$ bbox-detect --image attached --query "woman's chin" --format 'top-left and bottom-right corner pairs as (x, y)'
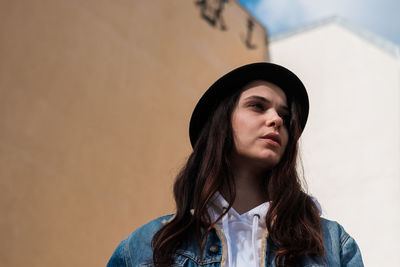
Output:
(257, 157), (280, 170)
(232, 150), (282, 170)
(243, 154), (281, 171)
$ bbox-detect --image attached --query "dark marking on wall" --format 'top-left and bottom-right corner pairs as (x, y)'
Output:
(244, 18), (257, 49)
(195, 0), (228, 31)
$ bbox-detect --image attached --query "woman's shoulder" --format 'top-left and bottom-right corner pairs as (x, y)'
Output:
(320, 217), (348, 237)
(128, 214), (174, 241)
(320, 217), (364, 266)
(107, 214), (174, 267)
(320, 217), (354, 245)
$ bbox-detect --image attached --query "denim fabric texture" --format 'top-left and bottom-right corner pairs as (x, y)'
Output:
(107, 215), (363, 267)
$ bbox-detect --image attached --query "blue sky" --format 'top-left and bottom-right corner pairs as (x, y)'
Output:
(238, 0), (400, 46)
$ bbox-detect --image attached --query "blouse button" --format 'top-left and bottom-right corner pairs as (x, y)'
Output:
(209, 245), (219, 253)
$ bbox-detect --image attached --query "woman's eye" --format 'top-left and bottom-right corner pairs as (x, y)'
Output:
(249, 103), (265, 111)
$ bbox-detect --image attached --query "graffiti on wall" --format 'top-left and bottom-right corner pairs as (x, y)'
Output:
(194, 0), (260, 50)
(244, 18), (257, 49)
(195, 0), (228, 31)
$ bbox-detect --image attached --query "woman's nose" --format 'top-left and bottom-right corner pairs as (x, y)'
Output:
(266, 111), (283, 129)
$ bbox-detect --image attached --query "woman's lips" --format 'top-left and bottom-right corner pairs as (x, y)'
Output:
(261, 133), (281, 147)
(263, 138), (280, 147)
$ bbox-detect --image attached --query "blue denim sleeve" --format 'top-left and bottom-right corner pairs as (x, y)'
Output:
(106, 215), (175, 267)
(107, 239), (128, 267)
(340, 232), (364, 267)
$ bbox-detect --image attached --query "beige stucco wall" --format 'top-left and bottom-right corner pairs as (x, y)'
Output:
(269, 21), (400, 266)
(0, 1), (267, 266)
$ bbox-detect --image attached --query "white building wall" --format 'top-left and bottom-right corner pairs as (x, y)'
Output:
(269, 20), (400, 266)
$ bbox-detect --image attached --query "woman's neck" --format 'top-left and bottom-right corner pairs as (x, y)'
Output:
(222, 163), (269, 214)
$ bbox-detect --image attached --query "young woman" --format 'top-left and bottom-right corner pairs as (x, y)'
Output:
(107, 63), (363, 267)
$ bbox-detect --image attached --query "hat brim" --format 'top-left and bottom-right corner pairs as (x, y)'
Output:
(189, 62), (309, 148)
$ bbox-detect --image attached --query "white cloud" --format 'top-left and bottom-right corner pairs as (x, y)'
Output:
(297, 0), (400, 44)
(298, 0), (369, 21)
(246, 0), (400, 44)
(253, 0), (309, 34)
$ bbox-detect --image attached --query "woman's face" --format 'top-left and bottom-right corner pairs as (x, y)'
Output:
(231, 80), (289, 170)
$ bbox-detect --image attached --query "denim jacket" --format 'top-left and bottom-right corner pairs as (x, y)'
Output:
(107, 215), (363, 267)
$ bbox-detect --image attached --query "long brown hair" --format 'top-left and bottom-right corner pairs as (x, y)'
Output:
(151, 84), (324, 266)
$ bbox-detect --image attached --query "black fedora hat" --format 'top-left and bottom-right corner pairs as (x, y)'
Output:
(189, 62), (309, 148)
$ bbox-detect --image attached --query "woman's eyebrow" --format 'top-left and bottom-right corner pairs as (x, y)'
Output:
(244, 95), (289, 112)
